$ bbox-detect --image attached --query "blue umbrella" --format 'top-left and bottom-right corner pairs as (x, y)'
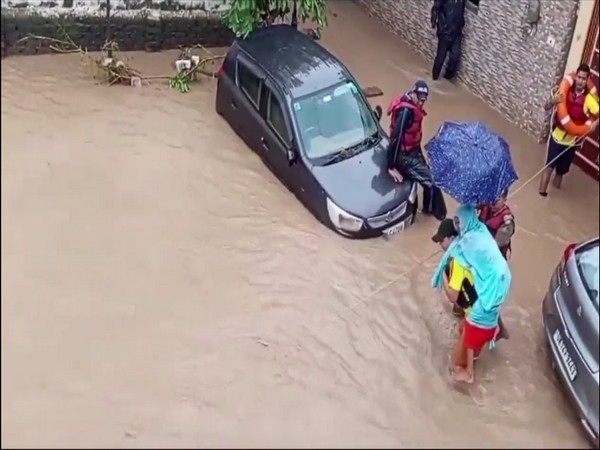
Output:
(425, 121), (519, 206)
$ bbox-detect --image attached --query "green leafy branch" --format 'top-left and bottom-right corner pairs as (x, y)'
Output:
(224, 0), (328, 38)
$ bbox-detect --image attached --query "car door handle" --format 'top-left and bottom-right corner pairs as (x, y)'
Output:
(231, 100), (237, 109)
(261, 137), (269, 152)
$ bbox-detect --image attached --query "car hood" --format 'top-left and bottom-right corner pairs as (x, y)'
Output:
(310, 141), (414, 218)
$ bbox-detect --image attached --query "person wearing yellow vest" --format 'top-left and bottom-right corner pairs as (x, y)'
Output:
(539, 63), (599, 197)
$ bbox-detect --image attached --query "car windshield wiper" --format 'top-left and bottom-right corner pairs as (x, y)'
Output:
(322, 133), (380, 166)
(347, 133), (380, 152)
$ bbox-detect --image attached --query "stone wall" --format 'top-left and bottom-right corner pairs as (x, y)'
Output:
(1, 0), (234, 56)
(354, 0), (580, 141)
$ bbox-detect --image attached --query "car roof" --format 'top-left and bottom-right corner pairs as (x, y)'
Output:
(237, 25), (349, 99)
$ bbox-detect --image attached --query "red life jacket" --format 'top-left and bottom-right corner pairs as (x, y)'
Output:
(556, 87), (588, 130)
(387, 96), (426, 151)
(479, 204), (511, 233)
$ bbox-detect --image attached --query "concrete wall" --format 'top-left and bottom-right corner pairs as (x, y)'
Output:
(1, 0), (233, 55)
(354, 0), (580, 141)
(1, 0), (230, 16)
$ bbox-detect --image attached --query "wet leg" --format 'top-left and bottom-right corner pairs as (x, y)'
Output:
(454, 348), (475, 384)
(451, 321), (467, 372)
(495, 316), (510, 341)
(552, 173), (563, 189)
(552, 147), (575, 190)
(538, 167), (552, 196)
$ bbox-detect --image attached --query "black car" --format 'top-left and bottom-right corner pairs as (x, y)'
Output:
(216, 25), (418, 238)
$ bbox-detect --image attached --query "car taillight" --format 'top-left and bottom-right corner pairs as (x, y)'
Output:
(563, 243), (578, 261)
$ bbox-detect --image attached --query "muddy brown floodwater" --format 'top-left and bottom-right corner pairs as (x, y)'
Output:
(1, 2), (599, 449)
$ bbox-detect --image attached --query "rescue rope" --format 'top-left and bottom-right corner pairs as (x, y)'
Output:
(357, 88), (590, 307)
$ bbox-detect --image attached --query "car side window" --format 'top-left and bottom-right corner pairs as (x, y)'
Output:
(237, 60), (261, 107)
(267, 91), (290, 144)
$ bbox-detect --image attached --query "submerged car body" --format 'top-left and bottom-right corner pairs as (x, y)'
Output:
(215, 25), (417, 238)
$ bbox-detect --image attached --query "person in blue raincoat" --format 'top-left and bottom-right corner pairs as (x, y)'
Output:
(432, 205), (512, 384)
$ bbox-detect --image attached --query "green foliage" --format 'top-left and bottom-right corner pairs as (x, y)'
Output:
(224, 0), (328, 38)
(170, 74), (190, 93)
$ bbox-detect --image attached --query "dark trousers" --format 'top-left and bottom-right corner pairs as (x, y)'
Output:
(432, 33), (462, 80)
(546, 136), (578, 176)
(396, 148), (447, 221)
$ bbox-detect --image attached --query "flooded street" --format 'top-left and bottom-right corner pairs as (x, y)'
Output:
(1, 2), (599, 448)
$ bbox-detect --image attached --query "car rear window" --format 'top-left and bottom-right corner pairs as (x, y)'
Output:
(576, 243), (599, 309)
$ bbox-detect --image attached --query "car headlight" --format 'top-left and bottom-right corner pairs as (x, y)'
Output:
(326, 198), (364, 232)
(408, 182), (418, 204)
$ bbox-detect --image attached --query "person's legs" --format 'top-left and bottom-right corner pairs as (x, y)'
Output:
(455, 321), (497, 384)
(422, 185), (433, 214)
(451, 320), (468, 370)
(539, 138), (567, 196)
(453, 349), (476, 384)
(432, 36), (450, 80)
(397, 149), (438, 216)
(443, 34), (462, 80)
(430, 186), (447, 220)
(496, 315), (510, 341)
(552, 147), (577, 189)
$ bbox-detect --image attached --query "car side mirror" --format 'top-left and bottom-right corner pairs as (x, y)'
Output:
(374, 105), (382, 122)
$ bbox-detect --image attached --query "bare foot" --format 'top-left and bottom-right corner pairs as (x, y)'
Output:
(453, 367), (474, 384)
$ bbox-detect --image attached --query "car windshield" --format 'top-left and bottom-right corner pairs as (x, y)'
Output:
(292, 81), (378, 163)
(576, 243), (599, 309)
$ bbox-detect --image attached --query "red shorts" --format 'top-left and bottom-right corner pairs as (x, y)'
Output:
(464, 320), (499, 352)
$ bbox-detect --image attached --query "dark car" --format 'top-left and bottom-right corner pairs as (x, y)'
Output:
(215, 25), (417, 238)
(542, 238), (599, 447)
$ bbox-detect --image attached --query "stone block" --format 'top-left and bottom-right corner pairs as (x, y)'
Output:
(2, 9), (233, 55)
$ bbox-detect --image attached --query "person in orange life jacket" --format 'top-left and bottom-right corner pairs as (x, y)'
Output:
(430, 0), (466, 81)
(539, 63), (599, 197)
(386, 80), (448, 221)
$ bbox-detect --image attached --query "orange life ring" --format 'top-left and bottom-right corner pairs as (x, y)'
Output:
(556, 72), (598, 137)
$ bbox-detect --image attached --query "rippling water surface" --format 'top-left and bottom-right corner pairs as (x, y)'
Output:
(2, 2), (599, 448)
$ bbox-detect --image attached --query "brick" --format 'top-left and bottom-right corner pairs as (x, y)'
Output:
(354, 0), (579, 142)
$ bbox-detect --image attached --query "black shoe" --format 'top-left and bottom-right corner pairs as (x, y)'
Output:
(443, 73), (456, 82)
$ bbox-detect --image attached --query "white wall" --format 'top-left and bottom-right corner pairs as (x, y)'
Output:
(564, 0), (595, 75)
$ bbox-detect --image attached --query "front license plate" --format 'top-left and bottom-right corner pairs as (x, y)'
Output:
(552, 329), (578, 381)
(383, 221), (405, 237)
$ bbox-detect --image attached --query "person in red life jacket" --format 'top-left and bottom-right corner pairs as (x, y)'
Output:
(538, 63), (599, 197)
(478, 190), (515, 260)
(386, 80), (447, 221)
(478, 190), (514, 341)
